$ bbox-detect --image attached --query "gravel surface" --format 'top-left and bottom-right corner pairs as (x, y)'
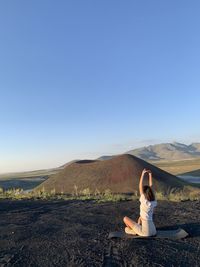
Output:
(0, 199), (200, 267)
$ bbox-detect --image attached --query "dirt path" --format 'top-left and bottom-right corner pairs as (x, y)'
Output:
(0, 199), (200, 267)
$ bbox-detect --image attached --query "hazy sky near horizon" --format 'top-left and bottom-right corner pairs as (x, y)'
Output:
(0, 1), (200, 173)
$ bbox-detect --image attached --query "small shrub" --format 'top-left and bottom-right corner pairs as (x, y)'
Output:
(79, 188), (92, 199)
(155, 191), (167, 200)
(104, 189), (112, 197)
(82, 188), (90, 196)
(73, 184), (79, 196)
(50, 188), (56, 196)
(131, 194), (138, 201)
(94, 188), (101, 196)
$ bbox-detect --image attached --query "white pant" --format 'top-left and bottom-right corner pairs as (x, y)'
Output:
(125, 220), (156, 237)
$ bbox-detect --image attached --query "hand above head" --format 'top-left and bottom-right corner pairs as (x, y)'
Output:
(142, 169), (148, 175)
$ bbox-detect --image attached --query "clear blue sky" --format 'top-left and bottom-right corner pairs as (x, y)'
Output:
(0, 1), (200, 173)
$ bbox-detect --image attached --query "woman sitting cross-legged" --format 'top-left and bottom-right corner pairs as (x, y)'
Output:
(123, 169), (157, 237)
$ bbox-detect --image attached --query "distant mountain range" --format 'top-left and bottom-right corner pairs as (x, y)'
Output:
(1, 142), (200, 180)
(98, 142), (200, 162)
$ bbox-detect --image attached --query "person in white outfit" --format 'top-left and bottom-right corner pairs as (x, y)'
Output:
(123, 169), (157, 236)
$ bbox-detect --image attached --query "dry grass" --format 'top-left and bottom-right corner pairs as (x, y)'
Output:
(0, 187), (133, 202)
(155, 186), (200, 202)
(0, 186), (199, 202)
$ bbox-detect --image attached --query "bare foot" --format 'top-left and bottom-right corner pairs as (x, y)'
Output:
(125, 227), (136, 235)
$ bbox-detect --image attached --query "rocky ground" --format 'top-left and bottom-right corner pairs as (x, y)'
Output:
(0, 199), (200, 267)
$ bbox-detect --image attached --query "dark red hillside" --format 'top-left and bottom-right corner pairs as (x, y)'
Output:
(36, 154), (185, 194)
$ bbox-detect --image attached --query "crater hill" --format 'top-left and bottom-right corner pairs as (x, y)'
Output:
(35, 154), (187, 195)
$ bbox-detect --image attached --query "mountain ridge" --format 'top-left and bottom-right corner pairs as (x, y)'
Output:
(98, 142), (200, 162)
(127, 142), (200, 161)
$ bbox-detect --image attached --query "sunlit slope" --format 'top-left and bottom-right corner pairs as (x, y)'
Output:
(151, 158), (200, 175)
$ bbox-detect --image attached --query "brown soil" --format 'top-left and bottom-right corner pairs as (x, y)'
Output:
(0, 199), (200, 267)
(36, 154), (185, 194)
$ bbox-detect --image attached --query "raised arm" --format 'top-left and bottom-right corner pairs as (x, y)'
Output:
(139, 169), (147, 195)
(148, 170), (153, 187)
